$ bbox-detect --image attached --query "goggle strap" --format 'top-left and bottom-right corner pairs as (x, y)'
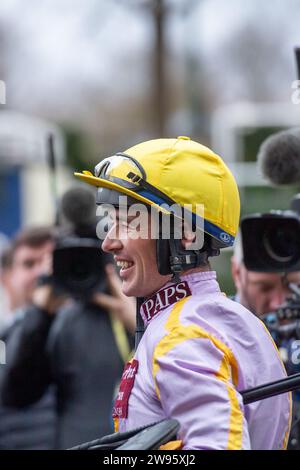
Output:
(126, 172), (176, 207)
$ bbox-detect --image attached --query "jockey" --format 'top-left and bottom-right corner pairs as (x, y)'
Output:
(75, 136), (291, 450)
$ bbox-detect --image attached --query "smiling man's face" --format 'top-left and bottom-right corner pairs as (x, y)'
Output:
(102, 209), (171, 297)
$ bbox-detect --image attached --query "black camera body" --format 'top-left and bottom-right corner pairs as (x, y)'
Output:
(52, 236), (108, 299)
(241, 200), (300, 341)
(241, 209), (300, 273)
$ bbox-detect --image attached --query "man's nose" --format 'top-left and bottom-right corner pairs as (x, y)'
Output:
(28, 263), (45, 284)
(102, 228), (123, 253)
(269, 290), (286, 311)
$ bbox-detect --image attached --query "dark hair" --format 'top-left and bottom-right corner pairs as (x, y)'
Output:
(12, 226), (55, 255)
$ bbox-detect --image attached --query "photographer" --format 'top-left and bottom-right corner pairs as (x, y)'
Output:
(229, 127), (300, 450)
(232, 218), (300, 449)
(0, 227), (57, 450)
(0, 191), (135, 448)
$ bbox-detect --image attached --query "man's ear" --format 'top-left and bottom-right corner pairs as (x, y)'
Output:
(0, 272), (7, 288)
(1, 269), (13, 290)
(231, 256), (242, 290)
(181, 226), (196, 250)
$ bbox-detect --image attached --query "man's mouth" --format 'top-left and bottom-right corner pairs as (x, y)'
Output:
(115, 259), (134, 270)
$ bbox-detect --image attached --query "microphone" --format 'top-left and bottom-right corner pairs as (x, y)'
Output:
(59, 186), (97, 237)
(257, 128), (300, 185)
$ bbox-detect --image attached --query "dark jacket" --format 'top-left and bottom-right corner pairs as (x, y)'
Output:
(0, 311), (56, 449)
(1, 303), (131, 449)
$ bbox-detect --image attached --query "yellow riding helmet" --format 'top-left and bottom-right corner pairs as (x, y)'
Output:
(75, 136), (240, 247)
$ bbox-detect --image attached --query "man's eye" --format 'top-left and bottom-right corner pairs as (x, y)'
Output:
(119, 221), (130, 231)
(103, 221), (113, 233)
(260, 286), (272, 293)
(23, 260), (35, 269)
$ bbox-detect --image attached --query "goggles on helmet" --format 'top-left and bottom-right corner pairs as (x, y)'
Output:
(94, 152), (176, 208)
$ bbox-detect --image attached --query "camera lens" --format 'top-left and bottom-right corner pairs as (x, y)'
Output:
(263, 223), (300, 263)
(53, 240), (106, 296)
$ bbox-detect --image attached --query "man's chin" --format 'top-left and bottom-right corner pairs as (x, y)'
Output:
(121, 282), (137, 298)
(122, 281), (150, 298)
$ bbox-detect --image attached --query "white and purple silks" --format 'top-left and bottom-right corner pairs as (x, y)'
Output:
(113, 271), (291, 450)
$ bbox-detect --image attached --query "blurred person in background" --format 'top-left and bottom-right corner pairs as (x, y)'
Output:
(0, 227), (57, 450)
(0, 247), (15, 330)
(0, 229), (54, 319)
(0, 190), (136, 449)
(231, 234), (300, 449)
(0, 234), (11, 329)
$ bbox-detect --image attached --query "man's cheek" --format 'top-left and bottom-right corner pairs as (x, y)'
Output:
(12, 273), (22, 289)
(246, 287), (257, 303)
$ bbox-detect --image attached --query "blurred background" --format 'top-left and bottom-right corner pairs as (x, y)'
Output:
(1, 0), (300, 297)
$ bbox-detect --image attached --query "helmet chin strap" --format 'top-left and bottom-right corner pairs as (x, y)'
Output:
(156, 215), (220, 282)
(168, 237), (214, 283)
